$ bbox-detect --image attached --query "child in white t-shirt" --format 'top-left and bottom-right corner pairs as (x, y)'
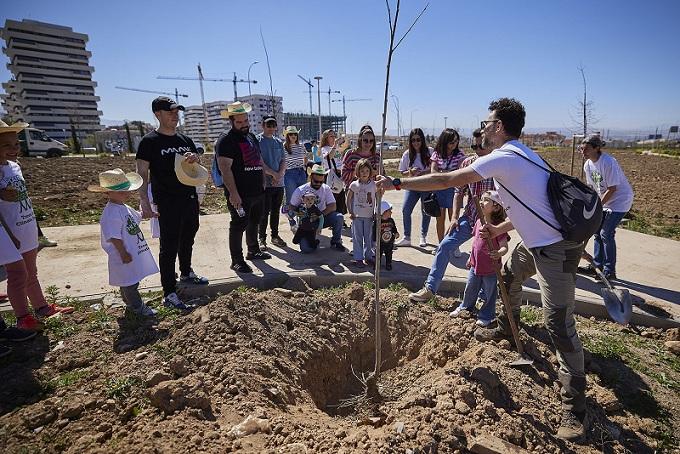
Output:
(346, 158), (377, 267)
(89, 169), (159, 316)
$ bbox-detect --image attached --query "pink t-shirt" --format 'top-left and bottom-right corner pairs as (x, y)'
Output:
(469, 219), (510, 276)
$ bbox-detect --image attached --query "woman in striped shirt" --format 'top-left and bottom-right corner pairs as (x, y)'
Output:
(282, 126), (308, 206)
(341, 125), (383, 188)
(431, 128), (466, 242)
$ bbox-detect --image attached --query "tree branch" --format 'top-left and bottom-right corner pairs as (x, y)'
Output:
(393, 3), (429, 51)
(385, 0), (393, 35)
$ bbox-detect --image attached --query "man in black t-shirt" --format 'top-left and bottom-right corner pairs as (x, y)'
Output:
(136, 96), (208, 309)
(215, 101), (271, 273)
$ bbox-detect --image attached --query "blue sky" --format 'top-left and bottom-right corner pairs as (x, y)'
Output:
(2, 0), (679, 137)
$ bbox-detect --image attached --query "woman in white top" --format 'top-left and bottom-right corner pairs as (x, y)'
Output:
(579, 134), (634, 280)
(396, 128), (432, 247)
(319, 129), (348, 214)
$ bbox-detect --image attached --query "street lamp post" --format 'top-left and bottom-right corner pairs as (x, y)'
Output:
(444, 116), (448, 129)
(247, 61), (259, 96)
(314, 76), (323, 141)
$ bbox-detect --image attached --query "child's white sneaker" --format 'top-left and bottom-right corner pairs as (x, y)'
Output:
(449, 306), (467, 317)
(419, 236), (428, 247)
(476, 319), (492, 327)
(396, 237), (411, 247)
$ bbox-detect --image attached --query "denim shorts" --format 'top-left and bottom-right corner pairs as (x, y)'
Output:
(435, 187), (456, 209)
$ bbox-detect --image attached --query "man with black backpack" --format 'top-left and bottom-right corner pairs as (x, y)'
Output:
(377, 98), (592, 443)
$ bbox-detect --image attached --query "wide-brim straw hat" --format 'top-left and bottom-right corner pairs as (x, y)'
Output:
(87, 168), (143, 192)
(0, 120), (29, 134)
(283, 126), (301, 136)
(175, 153), (209, 187)
(310, 164), (329, 176)
(220, 101), (253, 118)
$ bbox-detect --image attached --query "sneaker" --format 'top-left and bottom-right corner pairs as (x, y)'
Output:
(476, 319), (492, 327)
(0, 345), (11, 359)
(16, 314), (43, 332)
(38, 236), (58, 248)
(453, 247), (462, 258)
(271, 236), (287, 248)
(0, 326), (37, 342)
(258, 238), (268, 251)
(37, 303), (75, 319)
(135, 304), (158, 317)
(556, 410), (586, 442)
(577, 264), (599, 276)
(396, 237), (411, 247)
(431, 249), (438, 255)
(351, 260), (365, 268)
(246, 251), (271, 260)
(162, 293), (189, 311)
(449, 305), (469, 317)
(331, 242), (346, 252)
(419, 237), (428, 247)
(409, 287), (434, 302)
(474, 325), (510, 342)
(179, 271), (209, 285)
(230, 261), (253, 273)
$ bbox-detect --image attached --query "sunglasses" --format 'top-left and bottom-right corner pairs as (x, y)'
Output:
(411, 138), (422, 142)
(362, 138), (375, 143)
(471, 144), (483, 150)
(480, 119), (500, 129)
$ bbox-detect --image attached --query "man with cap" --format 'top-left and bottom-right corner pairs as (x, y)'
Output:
(288, 165), (346, 253)
(215, 102), (271, 273)
(257, 115), (287, 250)
(136, 96), (208, 310)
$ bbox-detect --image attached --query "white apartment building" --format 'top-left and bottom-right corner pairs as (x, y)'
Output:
(0, 19), (103, 141)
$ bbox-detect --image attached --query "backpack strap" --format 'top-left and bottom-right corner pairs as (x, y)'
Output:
(495, 179), (563, 234)
(504, 145), (556, 173)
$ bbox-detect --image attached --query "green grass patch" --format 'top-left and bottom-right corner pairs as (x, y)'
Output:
(582, 333), (631, 361)
(87, 308), (114, 332)
(519, 305), (541, 325)
(43, 316), (77, 339)
(105, 376), (141, 399)
(50, 369), (88, 388)
(386, 282), (407, 292)
(151, 343), (178, 360)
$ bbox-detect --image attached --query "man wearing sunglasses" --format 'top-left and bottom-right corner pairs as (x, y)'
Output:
(288, 164), (346, 253)
(378, 98), (588, 442)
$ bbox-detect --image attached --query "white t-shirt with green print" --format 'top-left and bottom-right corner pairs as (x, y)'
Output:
(583, 152), (633, 213)
(100, 202), (159, 287)
(0, 161), (38, 254)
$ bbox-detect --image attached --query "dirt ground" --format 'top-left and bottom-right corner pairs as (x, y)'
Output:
(0, 282), (678, 453)
(16, 148), (680, 240)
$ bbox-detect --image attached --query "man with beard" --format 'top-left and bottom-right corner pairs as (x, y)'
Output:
(216, 102), (271, 273)
(377, 98), (588, 443)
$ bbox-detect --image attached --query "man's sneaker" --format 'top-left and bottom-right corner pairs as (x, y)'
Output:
(556, 410), (586, 442)
(449, 305), (471, 317)
(179, 271), (209, 285)
(409, 287), (434, 302)
(474, 325), (510, 342)
(230, 261), (253, 273)
(37, 303), (75, 319)
(476, 319), (492, 327)
(258, 238), (268, 251)
(331, 242), (346, 252)
(0, 326), (37, 342)
(16, 314), (43, 332)
(162, 293), (189, 311)
(419, 237), (428, 247)
(38, 236), (58, 248)
(136, 304), (158, 317)
(246, 251), (271, 260)
(396, 237), (411, 247)
(577, 264), (599, 276)
(0, 345), (11, 359)
(271, 236), (287, 248)
(453, 247), (462, 258)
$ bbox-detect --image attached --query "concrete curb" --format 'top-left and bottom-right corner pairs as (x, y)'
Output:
(12, 270), (676, 329)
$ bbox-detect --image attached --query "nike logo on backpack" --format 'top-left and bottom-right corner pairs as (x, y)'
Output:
(583, 202), (597, 219)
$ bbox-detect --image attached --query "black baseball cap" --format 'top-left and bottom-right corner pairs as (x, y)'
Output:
(262, 115), (277, 125)
(152, 96), (185, 112)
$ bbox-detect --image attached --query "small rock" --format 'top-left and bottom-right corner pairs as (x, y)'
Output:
(281, 277), (312, 293)
(471, 367), (501, 389)
(469, 433), (529, 453)
(55, 419), (69, 429)
(146, 370), (172, 387)
(61, 402), (84, 419)
(273, 288), (293, 297)
(135, 351), (148, 361)
(169, 357), (189, 377)
(228, 385), (239, 395)
(394, 421), (405, 434)
(347, 286), (365, 301)
(228, 414), (271, 437)
(666, 328), (680, 342)
(641, 330), (655, 339)
(24, 406), (57, 429)
(33, 426), (44, 433)
(192, 306), (210, 324)
(51, 341), (65, 352)
(335, 428), (347, 438)
(455, 401), (471, 415)
(665, 341), (680, 356)
(102, 294), (126, 309)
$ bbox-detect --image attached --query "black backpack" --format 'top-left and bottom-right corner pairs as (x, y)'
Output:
(497, 149), (603, 244)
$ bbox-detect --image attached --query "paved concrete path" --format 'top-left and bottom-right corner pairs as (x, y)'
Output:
(2, 191), (679, 323)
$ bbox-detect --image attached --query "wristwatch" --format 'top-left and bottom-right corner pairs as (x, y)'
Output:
(392, 177), (402, 190)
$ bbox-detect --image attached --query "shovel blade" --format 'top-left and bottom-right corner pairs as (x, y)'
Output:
(602, 287), (633, 325)
(509, 355), (534, 367)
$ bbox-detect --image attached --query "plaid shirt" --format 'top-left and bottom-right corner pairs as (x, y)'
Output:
(460, 155), (495, 222)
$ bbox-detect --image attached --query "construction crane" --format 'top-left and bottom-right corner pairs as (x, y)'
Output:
(114, 86), (188, 104)
(327, 86), (341, 116)
(297, 75), (314, 116)
(332, 96), (372, 131)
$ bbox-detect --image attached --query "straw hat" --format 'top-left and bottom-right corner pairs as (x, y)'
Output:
(87, 168), (143, 192)
(283, 126), (301, 136)
(174, 153), (209, 187)
(0, 119), (29, 134)
(309, 164), (329, 176)
(380, 200), (393, 215)
(220, 101), (252, 118)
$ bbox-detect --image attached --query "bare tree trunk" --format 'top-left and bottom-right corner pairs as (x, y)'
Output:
(579, 66), (587, 136)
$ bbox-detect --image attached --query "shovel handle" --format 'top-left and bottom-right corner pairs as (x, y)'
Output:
(472, 196), (525, 357)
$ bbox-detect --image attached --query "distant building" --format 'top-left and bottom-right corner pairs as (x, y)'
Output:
(182, 94), (284, 144)
(282, 112), (346, 142)
(521, 131), (566, 147)
(0, 19), (103, 141)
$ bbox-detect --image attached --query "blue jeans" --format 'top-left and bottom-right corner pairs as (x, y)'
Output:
(434, 187), (456, 209)
(592, 210), (626, 274)
(458, 267), (498, 324)
(299, 211), (344, 253)
(425, 215), (473, 293)
(352, 217), (374, 260)
(402, 190), (431, 238)
(284, 167), (308, 206)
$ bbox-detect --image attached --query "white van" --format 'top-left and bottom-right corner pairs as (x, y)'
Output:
(18, 128), (69, 157)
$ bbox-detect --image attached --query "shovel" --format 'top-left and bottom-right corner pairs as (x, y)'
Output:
(473, 197), (534, 367)
(584, 257), (633, 325)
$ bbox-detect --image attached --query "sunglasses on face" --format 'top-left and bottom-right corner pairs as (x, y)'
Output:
(480, 119), (500, 129)
(362, 138), (375, 143)
(411, 138), (422, 142)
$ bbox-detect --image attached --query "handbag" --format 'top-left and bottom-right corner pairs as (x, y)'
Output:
(326, 156), (345, 194)
(422, 192), (441, 217)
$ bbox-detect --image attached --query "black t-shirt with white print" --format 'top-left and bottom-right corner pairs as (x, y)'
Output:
(215, 129), (264, 197)
(136, 130), (197, 202)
